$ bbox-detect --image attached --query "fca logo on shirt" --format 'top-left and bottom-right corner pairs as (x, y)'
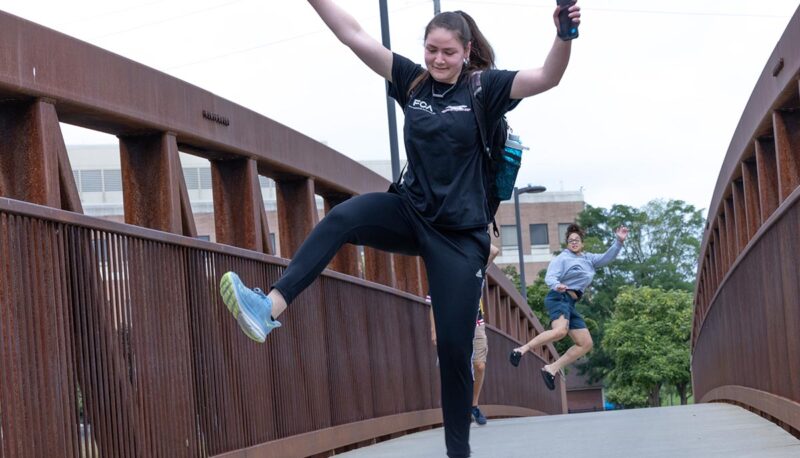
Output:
(410, 99), (435, 115)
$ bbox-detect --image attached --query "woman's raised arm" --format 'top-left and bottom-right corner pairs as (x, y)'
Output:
(509, 2), (580, 99)
(308, 0), (394, 81)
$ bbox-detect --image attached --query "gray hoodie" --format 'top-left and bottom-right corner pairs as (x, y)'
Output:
(544, 239), (623, 292)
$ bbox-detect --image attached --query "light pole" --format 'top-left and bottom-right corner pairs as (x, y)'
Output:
(378, 1), (401, 181)
(514, 185), (546, 299)
(434, 0), (440, 14)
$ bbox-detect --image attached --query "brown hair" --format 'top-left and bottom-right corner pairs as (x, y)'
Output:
(408, 10), (496, 96)
(565, 224), (585, 244)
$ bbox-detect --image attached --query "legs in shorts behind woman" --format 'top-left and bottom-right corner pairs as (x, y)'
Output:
(509, 290), (593, 390)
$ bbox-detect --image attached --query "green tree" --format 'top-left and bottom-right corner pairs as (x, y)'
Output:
(603, 286), (693, 407)
(579, 199), (703, 293)
(574, 199), (703, 384)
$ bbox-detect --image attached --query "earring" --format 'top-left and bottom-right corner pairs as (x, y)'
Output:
(463, 57), (470, 65)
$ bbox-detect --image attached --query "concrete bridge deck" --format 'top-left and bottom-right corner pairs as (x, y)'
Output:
(340, 404), (800, 457)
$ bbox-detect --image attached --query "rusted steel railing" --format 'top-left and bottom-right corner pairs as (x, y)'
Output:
(692, 5), (800, 438)
(0, 9), (562, 458)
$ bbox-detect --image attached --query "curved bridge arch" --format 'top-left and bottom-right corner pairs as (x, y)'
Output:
(692, 5), (800, 438)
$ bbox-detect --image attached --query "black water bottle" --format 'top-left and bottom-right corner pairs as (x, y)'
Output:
(556, 0), (579, 41)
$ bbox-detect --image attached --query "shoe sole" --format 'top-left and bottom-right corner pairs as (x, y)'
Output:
(540, 369), (556, 390)
(220, 272), (266, 343)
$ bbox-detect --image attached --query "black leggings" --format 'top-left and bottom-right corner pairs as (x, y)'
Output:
(273, 192), (489, 457)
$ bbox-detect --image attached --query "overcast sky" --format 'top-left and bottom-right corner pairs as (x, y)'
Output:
(2, 0), (797, 211)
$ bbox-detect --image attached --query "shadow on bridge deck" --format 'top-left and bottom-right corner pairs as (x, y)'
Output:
(339, 403), (800, 457)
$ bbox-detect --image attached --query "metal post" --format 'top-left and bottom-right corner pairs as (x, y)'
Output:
(513, 184), (546, 301)
(434, 0), (441, 15)
(514, 188), (527, 299)
(379, 0), (401, 182)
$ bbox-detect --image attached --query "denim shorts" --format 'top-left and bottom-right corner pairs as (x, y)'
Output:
(544, 290), (587, 330)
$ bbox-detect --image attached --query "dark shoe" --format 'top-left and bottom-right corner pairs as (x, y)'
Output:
(540, 368), (556, 390)
(471, 406), (487, 426)
(509, 350), (522, 367)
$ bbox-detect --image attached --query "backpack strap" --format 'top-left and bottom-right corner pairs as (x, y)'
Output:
(469, 71), (492, 160)
(469, 71), (501, 238)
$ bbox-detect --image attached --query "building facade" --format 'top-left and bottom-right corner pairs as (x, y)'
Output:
(492, 192), (585, 281)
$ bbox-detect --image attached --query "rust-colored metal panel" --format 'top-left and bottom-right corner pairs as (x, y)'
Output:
(717, 215), (729, 270)
(258, 201), (273, 254)
(732, 180), (747, 252)
(0, 100), (61, 208)
(394, 254), (422, 296)
(741, 160), (762, 239)
(755, 137), (780, 223)
(724, 198), (737, 262)
(211, 157), (267, 252)
(275, 177), (319, 258)
(120, 132), (188, 235)
(773, 110), (800, 202)
(364, 247), (395, 288)
(55, 130), (84, 214)
(177, 157), (199, 238)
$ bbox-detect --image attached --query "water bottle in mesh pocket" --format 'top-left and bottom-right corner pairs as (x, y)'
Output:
(494, 133), (527, 201)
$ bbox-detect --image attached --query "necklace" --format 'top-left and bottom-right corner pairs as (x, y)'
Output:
(431, 80), (456, 98)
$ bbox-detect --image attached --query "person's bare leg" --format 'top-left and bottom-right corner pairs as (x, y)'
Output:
(267, 289), (288, 318)
(513, 316), (569, 356)
(546, 328), (593, 374)
(472, 360), (486, 406)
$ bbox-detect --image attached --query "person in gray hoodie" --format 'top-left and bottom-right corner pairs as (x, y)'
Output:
(509, 223), (628, 390)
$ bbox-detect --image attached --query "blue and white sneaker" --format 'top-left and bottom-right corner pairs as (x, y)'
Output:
(219, 272), (281, 343)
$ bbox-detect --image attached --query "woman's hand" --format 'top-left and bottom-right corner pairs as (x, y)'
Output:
(555, 284), (568, 292)
(616, 226), (629, 243)
(553, 1), (581, 32)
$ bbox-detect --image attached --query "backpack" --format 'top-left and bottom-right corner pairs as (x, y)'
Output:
(468, 71), (524, 237)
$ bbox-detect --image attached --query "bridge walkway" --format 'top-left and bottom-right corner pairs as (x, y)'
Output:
(339, 403), (800, 457)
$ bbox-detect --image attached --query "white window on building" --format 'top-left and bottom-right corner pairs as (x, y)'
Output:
(183, 167), (199, 190)
(104, 169), (122, 192)
(529, 223), (550, 260)
(198, 168), (212, 190)
(258, 176), (276, 188)
(80, 169), (102, 192)
(530, 224), (548, 246)
(500, 225), (518, 255)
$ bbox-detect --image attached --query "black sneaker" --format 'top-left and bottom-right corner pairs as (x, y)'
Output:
(509, 350), (522, 367)
(471, 406), (487, 426)
(540, 368), (556, 390)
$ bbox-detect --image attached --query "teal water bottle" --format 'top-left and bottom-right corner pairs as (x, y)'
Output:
(495, 133), (529, 200)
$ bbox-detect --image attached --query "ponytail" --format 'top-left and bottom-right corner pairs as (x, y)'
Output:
(453, 10), (495, 72)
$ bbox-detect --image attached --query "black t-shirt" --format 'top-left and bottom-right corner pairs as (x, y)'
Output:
(387, 53), (519, 230)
